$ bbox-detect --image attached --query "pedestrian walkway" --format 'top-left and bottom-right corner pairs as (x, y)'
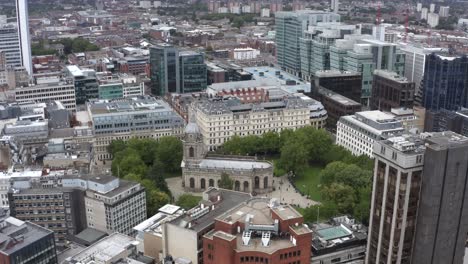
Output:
(166, 175), (319, 208)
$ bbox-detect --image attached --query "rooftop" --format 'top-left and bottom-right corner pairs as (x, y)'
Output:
(374, 70), (411, 83)
(63, 233), (139, 263)
(87, 96), (175, 116)
(170, 189), (251, 233)
(198, 158), (272, 171)
(0, 217), (54, 256)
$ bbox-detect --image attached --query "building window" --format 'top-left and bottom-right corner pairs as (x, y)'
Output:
(392, 152), (397, 160)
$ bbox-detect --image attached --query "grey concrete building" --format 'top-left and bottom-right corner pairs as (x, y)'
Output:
(411, 133), (468, 264)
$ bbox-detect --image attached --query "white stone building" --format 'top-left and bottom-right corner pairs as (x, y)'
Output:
(336, 111), (404, 157)
(192, 97), (311, 151)
(14, 78), (77, 110)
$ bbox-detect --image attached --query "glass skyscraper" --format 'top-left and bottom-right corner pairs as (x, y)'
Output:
(150, 44), (180, 96)
(422, 54), (468, 111)
(179, 51), (207, 93)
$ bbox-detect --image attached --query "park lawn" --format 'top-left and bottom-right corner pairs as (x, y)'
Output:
(293, 165), (324, 202)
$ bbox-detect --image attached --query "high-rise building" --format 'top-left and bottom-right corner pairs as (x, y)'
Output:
(65, 65), (99, 104)
(367, 132), (468, 264)
(429, 3), (435, 13)
(15, 0), (32, 75)
(0, 24), (22, 69)
(400, 45), (444, 104)
(150, 44), (180, 96)
(371, 70), (415, 112)
(421, 7), (429, 20)
(421, 54), (468, 111)
(366, 134), (426, 264)
(417, 3), (422, 12)
(179, 51), (207, 93)
(411, 134), (468, 264)
(439, 6), (450, 17)
(427, 13), (439, 28)
(331, 0), (339, 13)
(275, 11), (340, 77)
(0, 217), (58, 264)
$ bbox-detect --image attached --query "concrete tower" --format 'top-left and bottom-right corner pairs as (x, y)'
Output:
(15, 0), (32, 75)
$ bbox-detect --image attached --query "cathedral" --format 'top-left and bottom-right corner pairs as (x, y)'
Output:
(181, 120), (273, 194)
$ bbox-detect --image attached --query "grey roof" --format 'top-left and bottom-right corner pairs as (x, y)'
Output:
(74, 228), (108, 245)
(170, 189), (251, 232)
(185, 122), (200, 134)
(199, 159), (272, 170)
(0, 217), (54, 255)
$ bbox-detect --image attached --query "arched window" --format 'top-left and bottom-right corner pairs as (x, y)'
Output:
(243, 181), (249, 192)
(264, 177), (268, 189)
(189, 147), (194, 158)
(235, 181), (241, 191)
(209, 179), (214, 187)
(189, 178), (195, 189)
(254, 177), (260, 189)
(201, 178), (206, 189)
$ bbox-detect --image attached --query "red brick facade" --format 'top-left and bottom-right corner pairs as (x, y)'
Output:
(203, 206), (312, 264)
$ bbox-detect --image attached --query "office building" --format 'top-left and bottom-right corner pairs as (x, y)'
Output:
(133, 204), (185, 263)
(62, 233), (153, 264)
(427, 13), (439, 28)
(182, 120), (273, 193)
(312, 70), (362, 102)
(311, 216), (367, 264)
(8, 187), (87, 245)
(86, 96), (184, 160)
(421, 54), (468, 111)
(3, 120), (49, 144)
(417, 3), (422, 12)
(367, 131), (468, 264)
(96, 73), (145, 100)
(371, 70), (415, 112)
(14, 78), (77, 110)
(0, 24), (22, 69)
(300, 23), (361, 80)
(203, 198), (312, 264)
(0, 217), (57, 264)
(179, 51), (207, 93)
(331, 0), (339, 13)
(77, 175), (147, 236)
(424, 109), (468, 136)
(366, 134), (426, 264)
(400, 45), (444, 104)
(421, 7), (428, 20)
(15, 0), (32, 75)
(150, 44), (179, 96)
(192, 96), (311, 151)
(275, 11), (340, 77)
(312, 86), (362, 132)
(65, 65), (99, 105)
(411, 133), (468, 264)
(162, 188), (251, 264)
(439, 6), (449, 17)
(336, 111), (404, 157)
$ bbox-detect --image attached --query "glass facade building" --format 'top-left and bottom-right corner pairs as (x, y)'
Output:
(150, 44), (180, 96)
(98, 83), (124, 99)
(0, 24), (22, 68)
(422, 54), (468, 111)
(179, 51), (207, 93)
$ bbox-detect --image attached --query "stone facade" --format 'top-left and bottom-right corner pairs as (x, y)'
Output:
(182, 121), (273, 194)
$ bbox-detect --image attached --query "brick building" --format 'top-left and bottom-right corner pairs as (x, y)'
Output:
(203, 198), (312, 264)
(370, 70), (415, 112)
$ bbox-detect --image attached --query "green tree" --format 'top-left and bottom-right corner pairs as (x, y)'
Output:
(107, 139), (127, 157)
(278, 140), (308, 175)
(111, 148), (147, 178)
(219, 173), (234, 190)
(147, 188), (170, 216)
(354, 186), (371, 225)
(155, 137), (183, 174)
(321, 183), (356, 214)
(176, 194), (202, 210)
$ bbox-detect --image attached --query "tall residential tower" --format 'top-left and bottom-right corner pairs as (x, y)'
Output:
(16, 0), (32, 75)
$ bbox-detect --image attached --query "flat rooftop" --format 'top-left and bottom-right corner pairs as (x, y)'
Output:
(315, 70), (360, 78)
(374, 70), (411, 83)
(320, 87), (360, 106)
(87, 96), (174, 116)
(64, 233), (136, 263)
(0, 217), (53, 256)
(170, 189), (251, 232)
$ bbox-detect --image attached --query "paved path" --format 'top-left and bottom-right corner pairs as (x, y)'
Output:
(166, 175), (319, 208)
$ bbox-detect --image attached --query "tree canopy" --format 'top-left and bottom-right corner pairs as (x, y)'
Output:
(176, 194), (202, 210)
(108, 137), (183, 215)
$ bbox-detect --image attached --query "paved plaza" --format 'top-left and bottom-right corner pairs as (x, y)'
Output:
(166, 175), (319, 208)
